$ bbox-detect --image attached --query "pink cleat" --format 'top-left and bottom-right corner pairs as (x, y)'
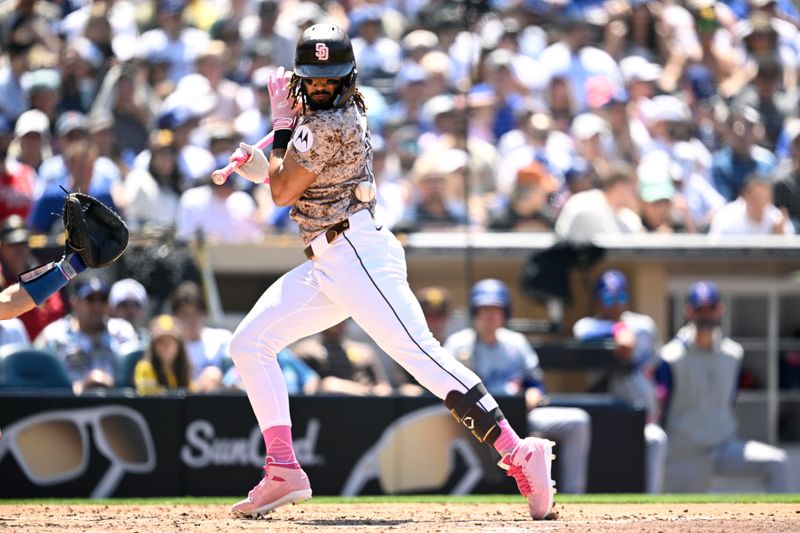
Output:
(499, 437), (557, 520)
(231, 463), (312, 518)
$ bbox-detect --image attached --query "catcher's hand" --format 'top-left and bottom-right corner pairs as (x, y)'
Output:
(62, 192), (129, 269)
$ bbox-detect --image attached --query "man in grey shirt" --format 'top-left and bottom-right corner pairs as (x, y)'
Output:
(445, 279), (591, 494)
(656, 281), (791, 492)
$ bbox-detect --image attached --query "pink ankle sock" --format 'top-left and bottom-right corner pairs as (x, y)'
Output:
(262, 425), (300, 469)
(493, 419), (521, 457)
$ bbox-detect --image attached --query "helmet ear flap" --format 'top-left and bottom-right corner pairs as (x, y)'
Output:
(334, 68), (357, 107)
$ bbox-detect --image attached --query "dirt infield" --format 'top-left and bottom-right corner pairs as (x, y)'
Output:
(1, 502), (799, 532)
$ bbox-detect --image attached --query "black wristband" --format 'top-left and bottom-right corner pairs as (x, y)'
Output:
(273, 129), (292, 150)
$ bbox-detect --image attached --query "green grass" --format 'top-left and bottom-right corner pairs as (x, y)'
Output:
(1, 494), (799, 505)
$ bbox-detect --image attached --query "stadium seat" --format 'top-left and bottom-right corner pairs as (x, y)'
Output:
(115, 348), (145, 388)
(0, 343), (72, 390)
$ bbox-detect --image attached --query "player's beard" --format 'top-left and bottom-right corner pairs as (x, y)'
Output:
(307, 89), (337, 111)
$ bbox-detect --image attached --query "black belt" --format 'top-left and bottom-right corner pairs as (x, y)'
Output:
(304, 218), (351, 259)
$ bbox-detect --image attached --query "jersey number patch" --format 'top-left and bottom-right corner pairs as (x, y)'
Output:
(293, 125), (314, 153)
(315, 43), (329, 61)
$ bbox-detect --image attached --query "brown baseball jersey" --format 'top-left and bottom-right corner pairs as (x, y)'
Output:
(287, 101), (376, 244)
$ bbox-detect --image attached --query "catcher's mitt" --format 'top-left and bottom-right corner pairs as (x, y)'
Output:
(63, 192), (129, 268)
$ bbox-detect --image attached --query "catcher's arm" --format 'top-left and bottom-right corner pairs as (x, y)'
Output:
(0, 283), (37, 320)
(15, 254), (86, 314)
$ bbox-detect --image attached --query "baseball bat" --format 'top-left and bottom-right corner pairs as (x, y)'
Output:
(211, 129), (275, 185)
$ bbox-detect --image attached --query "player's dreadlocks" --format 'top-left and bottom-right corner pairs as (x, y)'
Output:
(288, 73), (367, 115)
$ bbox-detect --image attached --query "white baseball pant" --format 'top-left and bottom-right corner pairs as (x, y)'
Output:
(229, 209), (498, 429)
(665, 438), (792, 492)
(528, 406), (591, 494)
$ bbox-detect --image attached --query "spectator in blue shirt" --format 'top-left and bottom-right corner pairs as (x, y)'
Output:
(711, 106), (776, 202)
(28, 140), (119, 234)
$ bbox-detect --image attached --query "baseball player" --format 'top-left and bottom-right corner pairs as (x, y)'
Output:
(657, 282), (792, 492)
(0, 193), (127, 320)
(445, 279), (591, 494)
(228, 24), (556, 520)
(572, 270), (667, 493)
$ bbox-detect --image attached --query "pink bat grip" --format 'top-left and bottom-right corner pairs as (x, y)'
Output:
(211, 130), (275, 185)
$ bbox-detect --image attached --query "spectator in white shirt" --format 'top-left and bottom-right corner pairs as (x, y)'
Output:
(555, 163), (642, 242)
(138, 0), (210, 83)
(175, 161), (264, 244)
(709, 173), (794, 235)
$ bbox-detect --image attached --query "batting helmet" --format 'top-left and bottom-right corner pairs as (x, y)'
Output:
(469, 279), (511, 319)
(295, 24), (356, 78)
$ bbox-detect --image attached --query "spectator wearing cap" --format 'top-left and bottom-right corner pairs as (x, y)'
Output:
(35, 274), (140, 395)
(396, 149), (472, 232)
(555, 162), (642, 241)
(21, 69), (61, 124)
(209, 17), (248, 85)
(735, 10), (797, 96)
(37, 111), (122, 201)
(709, 172), (794, 235)
(401, 30), (439, 64)
(350, 5), (402, 92)
(384, 63), (430, 129)
(489, 160), (559, 232)
(9, 109), (50, 171)
(132, 106), (215, 190)
(138, 0), (210, 83)
(123, 129), (183, 232)
(569, 112), (616, 185)
(0, 214), (65, 339)
(637, 157), (678, 234)
(29, 139), (120, 235)
(134, 314), (192, 396)
(0, 116), (35, 221)
(573, 270), (667, 493)
(537, 13), (624, 113)
(619, 56), (661, 114)
(732, 56), (794, 151)
(639, 95), (690, 158)
(656, 281), (792, 493)
(90, 62), (158, 161)
(711, 106), (776, 202)
(240, 0), (296, 69)
(109, 278), (150, 344)
(682, 65), (722, 151)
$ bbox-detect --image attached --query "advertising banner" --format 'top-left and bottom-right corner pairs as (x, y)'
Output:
(0, 393), (643, 497)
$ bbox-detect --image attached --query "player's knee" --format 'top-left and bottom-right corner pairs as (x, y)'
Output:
(568, 408), (592, 435)
(229, 328), (279, 364)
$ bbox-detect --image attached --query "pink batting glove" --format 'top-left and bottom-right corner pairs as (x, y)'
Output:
(268, 66), (297, 131)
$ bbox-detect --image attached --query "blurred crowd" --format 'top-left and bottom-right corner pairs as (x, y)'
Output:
(2, 0), (800, 495)
(0, 0), (799, 242)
